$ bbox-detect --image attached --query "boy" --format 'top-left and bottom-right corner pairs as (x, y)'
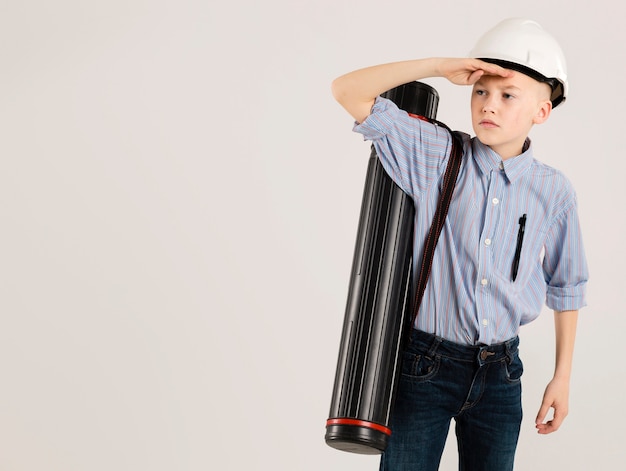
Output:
(331, 18), (588, 470)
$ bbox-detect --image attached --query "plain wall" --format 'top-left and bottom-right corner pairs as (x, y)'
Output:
(1, 1), (623, 469)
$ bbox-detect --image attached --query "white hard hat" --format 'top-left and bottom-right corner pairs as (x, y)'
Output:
(469, 18), (568, 107)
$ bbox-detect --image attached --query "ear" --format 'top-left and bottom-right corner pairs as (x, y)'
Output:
(533, 100), (552, 124)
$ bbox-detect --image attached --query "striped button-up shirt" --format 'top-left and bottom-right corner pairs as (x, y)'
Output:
(354, 97), (588, 345)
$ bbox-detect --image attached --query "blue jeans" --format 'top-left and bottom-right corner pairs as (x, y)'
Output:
(380, 329), (523, 471)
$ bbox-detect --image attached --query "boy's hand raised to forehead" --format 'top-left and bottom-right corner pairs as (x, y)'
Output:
(436, 58), (513, 86)
(331, 57), (514, 123)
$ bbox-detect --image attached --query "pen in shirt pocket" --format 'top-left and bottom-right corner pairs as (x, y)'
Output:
(511, 214), (527, 282)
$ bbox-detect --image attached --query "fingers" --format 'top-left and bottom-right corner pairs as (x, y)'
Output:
(535, 402), (568, 435)
(473, 59), (513, 78)
(535, 402), (551, 433)
(441, 58), (511, 85)
(535, 401), (550, 427)
(467, 69), (484, 85)
(535, 415), (564, 434)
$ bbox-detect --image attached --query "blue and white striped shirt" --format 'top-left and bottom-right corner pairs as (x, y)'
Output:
(354, 96), (588, 345)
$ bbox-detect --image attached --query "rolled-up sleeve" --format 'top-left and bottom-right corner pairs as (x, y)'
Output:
(543, 195), (589, 311)
(352, 96), (452, 199)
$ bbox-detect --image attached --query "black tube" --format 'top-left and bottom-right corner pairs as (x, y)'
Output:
(325, 82), (439, 454)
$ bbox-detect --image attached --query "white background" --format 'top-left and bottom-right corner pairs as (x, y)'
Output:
(1, 0), (623, 470)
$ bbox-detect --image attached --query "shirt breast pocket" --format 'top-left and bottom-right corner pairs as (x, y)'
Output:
(492, 221), (542, 282)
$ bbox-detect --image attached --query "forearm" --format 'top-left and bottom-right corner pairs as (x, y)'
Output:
(331, 58), (441, 117)
(535, 309), (579, 434)
(553, 310), (578, 381)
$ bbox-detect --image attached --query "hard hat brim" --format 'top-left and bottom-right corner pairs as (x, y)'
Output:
(479, 58), (566, 108)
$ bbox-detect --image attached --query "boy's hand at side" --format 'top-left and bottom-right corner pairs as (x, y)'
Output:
(535, 376), (570, 434)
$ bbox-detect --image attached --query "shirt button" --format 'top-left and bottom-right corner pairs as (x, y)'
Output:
(499, 162), (504, 170)
(484, 238), (492, 246)
(492, 198), (499, 205)
(482, 319), (489, 326)
(480, 278), (488, 286)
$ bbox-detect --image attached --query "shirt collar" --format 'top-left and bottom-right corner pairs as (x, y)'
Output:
(472, 138), (534, 184)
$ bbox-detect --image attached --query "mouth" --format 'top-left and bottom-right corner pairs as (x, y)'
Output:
(479, 119), (499, 128)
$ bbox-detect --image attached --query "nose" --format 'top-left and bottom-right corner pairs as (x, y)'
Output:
(482, 95), (496, 113)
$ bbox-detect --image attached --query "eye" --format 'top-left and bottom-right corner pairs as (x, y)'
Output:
(503, 93), (515, 100)
(475, 89), (486, 96)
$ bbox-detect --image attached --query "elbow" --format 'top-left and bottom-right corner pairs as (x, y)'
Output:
(331, 74), (373, 124)
(331, 76), (348, 104)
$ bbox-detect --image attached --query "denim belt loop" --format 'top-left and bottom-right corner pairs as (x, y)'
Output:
(427, 335), (443, 357)
(504, 336), (519, 364)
